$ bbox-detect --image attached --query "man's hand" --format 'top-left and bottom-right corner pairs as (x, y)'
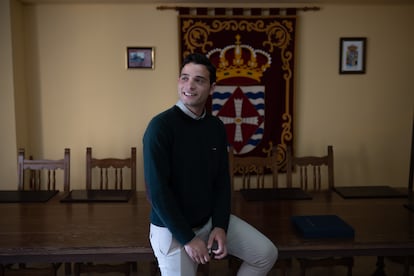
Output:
(184, 237), (211, 264)
(207, 227), (227, 259)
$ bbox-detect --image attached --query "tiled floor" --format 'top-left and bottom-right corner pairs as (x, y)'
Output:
(55, 256), (413, 275)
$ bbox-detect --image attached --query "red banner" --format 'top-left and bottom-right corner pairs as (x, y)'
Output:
(179, 11), (296, 169)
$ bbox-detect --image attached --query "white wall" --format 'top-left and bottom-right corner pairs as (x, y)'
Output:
(4, 2), (414, 190)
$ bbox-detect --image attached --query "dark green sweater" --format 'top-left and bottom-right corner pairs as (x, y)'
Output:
(143, 105), (231, 245)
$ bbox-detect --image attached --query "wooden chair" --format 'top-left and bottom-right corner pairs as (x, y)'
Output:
(287, 145), (354, 276)
(85, 147), (137, 190)
(228, 146), (279, 190)
(286, 145), (334, 191)
(7, 148), (71, 276)
(228, 146), (292, 276)
(17, 148), (70, 192)
(73, 147), (137, 276)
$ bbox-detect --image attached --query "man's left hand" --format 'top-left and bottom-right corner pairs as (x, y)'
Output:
(207, 227), (227, 259)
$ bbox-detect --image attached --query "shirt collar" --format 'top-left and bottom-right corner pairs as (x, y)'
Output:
(176, 100), (206, 120)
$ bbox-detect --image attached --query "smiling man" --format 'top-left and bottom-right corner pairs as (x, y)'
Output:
(143, 53), (278, 276)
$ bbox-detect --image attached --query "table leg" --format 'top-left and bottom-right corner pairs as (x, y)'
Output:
(372, 256), (386, 276)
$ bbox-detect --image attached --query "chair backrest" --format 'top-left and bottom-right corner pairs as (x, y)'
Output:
(86, 147), (137, 190)
(286, 145), (334, 191)
(17, 148), (71, 192)
(228, 146), (278, 190)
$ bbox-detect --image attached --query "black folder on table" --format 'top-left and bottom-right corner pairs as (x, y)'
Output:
(334, 185), (407, 199)
(240, 188), (312, 201)
(291, 214), (355, 239)
(0, 190), (58, 203)
(60, 190), (133, 203)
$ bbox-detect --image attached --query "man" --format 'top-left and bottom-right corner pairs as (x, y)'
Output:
(143, 53), (278, 275)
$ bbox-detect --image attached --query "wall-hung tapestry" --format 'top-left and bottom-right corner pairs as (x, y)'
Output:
(179, 8), (297, 169)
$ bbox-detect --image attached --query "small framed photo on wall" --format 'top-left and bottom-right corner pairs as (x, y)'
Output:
(339, 37), (366, 74)
(126, 47), (155, 69)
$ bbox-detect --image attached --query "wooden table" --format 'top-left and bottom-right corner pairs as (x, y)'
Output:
(0, 192), (154, 264)
(231, 191), (414, 259)
(0, 191), (413, 271)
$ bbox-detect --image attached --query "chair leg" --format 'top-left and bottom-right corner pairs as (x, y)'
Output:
(64, 263), (72, 276)
(131, 261), (137, 274)
(347, 266), (352, 276)
(73, 263), (80, 276)
(228, 256), (241, 276)
(277, 259), (292, 276)
(300, 265), (306, 276)
(403, 256), (410, 276)
(201, 263), (209, 276)
(373, 256), (386, 276)
(150, 260), (159, 276)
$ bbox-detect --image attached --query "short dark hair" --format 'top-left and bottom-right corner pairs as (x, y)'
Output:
(181, 53), (216, 84)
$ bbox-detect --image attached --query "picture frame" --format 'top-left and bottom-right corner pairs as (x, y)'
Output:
(126, 47), (154, 69)
(339, 37), (366, 74)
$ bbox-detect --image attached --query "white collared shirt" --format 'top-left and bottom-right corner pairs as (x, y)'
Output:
(175, 100), (206, 120)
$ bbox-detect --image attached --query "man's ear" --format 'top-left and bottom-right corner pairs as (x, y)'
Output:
(209, 82), (216, 95)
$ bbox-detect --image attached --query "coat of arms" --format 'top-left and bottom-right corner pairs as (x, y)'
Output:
(208, 35), (271, 155)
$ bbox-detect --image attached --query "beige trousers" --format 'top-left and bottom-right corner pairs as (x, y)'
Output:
(150, 214), (278, 276)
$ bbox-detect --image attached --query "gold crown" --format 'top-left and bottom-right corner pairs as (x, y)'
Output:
(207, 35), (271, 83)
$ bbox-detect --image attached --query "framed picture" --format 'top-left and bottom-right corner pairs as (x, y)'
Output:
(339, 37), (366, 74)
(126, 47), (154, 69)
